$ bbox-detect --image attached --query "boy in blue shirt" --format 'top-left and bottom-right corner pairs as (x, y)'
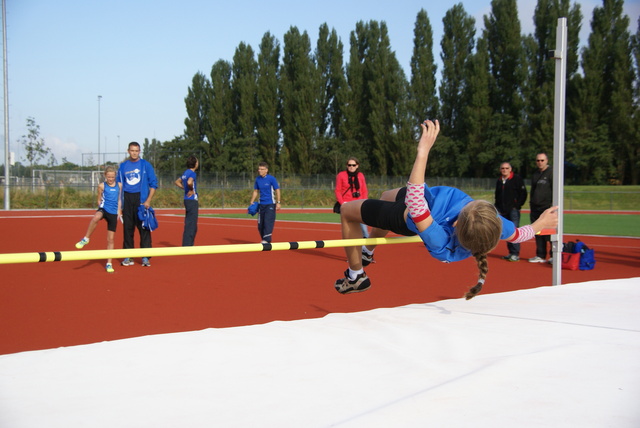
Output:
(249, 162), (281, 244)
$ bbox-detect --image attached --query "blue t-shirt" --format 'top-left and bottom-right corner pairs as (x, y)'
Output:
(254, 174), (280, 204)
(100, 181), (119, 215)
(405, 185), (515, 263)
(117, 158), (158, 205)
(119, 159), (144, 193)
(181, 169), (198, 200)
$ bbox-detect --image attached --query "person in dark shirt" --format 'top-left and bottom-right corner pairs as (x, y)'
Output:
(529, 153), (553, 263)
(495, 162), (527, 261)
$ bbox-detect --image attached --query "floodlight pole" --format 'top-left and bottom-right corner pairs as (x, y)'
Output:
(97, 95), (102, 169)
(2, 0), (9, 210)
(551, 18), (567, 286)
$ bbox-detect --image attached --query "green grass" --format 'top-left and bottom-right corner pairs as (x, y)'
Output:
(203, 212), (640, 238)
(534, 213), (640, 237)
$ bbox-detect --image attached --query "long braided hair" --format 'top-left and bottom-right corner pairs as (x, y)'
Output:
(456, 200), (502, 300)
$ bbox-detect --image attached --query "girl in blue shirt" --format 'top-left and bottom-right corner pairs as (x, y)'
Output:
(335, 120), (558, 299)
(74, 166), (122, 273)
(175, 155), (199, 246)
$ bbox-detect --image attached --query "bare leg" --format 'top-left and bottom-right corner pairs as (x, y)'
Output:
(340, 200), (366, 270)
(83, 211), (104, 240)
(335, 199), (375, 294)
(106, 230), (115, 265)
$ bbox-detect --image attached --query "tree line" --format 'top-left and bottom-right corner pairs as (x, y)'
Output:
(97, 1), (640, 185)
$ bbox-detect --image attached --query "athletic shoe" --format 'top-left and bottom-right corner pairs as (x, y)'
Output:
(75, 237), (90, 249)
(141, 257), (151, 267)
(334, 269), (371, 294)
(362, 250), (375, 267)
(105, 263), (114, 273)
(121, 258), (134, 266)
(528, 256), (546, 263)
(505, 254), (520, 262)
(548, 257), (553, 264)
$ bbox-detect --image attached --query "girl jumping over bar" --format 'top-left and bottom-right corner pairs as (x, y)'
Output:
(334, 119), (559, 299)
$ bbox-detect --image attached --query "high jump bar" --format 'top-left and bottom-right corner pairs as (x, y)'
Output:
(0, 236), (424, 265)
(0, 229), (557, 265)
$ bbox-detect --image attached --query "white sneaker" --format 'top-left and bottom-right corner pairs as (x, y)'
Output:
(528, 256), (545, 263)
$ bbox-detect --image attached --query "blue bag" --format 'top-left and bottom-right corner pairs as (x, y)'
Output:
(565, 240), (595, 271)
(137, 206), (159, 232)
(247, 202), (259, 216)
(579, 246), (596, 271)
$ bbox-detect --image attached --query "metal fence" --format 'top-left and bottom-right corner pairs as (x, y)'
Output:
(1, 174), (639, 211)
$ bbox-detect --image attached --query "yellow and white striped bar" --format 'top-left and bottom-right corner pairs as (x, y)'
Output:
(0, 236), (424, 265)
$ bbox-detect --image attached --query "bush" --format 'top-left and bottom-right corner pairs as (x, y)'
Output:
(1, 183), (638, 211)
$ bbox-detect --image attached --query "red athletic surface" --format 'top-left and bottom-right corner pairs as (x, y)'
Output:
(1, 209), (639, 355)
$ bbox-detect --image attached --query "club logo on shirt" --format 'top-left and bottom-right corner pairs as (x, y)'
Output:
(125, 168), (141, 186)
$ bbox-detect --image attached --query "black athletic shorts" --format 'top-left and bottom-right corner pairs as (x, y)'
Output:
(360, 187), (416, 237)
(97, 208), (118, 232)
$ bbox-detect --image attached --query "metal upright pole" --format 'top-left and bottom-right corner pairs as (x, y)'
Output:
(551, 18), (567, 286)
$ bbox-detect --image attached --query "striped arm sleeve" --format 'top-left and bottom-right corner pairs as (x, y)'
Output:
(507, 225), (535, 243)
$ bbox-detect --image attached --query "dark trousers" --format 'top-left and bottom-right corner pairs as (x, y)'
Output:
(530, 208), (551, 259)
(257, 204), (276, 243)
(123, 192), (152, 250)
(505, 208), (521, 256)
(182, 199), (199, 246)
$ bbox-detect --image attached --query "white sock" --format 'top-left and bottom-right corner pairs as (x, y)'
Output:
(362, 246), (373, 256)
(348, 268), (364, 280)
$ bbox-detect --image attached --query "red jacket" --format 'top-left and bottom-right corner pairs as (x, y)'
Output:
(335, 170), (368, 204)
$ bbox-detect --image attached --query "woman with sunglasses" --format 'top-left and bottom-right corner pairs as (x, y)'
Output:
(335, 157), (370, 239)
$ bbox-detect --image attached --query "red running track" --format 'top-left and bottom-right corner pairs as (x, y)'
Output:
(1, 209), (639, 355)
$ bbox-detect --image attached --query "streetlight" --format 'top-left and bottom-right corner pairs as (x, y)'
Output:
(98, 95), (102, 168)
(3, 0), (10, 209)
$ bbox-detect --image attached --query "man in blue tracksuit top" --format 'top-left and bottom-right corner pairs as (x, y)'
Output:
(249, 162), (281, 243)
(117, 141), (158, 267)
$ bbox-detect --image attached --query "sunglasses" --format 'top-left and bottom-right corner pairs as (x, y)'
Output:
(347, 164), (357, 167)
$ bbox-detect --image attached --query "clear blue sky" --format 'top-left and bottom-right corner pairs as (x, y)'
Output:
(2, 0), (639, 166)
